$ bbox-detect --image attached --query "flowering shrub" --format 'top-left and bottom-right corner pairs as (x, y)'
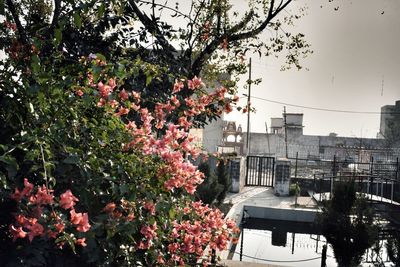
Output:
(10, 179), (89, 249)
(0, 52), (239, 266)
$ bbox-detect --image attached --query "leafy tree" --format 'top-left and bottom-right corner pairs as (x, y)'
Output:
(196, 161), (224, 205)
(319, 180), (377, 267)
(216, 159), (230, 205)
(386, 231), (400, 267)
(0, 0), (313, 265)
(0, 0), (312, 86)
(0, 45), (240, 266)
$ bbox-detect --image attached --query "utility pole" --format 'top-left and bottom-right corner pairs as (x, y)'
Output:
(265, 122), (270, 155)
(246, 58), (252, 155)
(284, 106), (288, 158)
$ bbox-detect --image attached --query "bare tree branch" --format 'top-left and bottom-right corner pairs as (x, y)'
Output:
(127, 0), (177, 55)
(50, 0), (62, 30)
(191, 0), (295, 76)
(5, 0), (27, 43)
(136, 0), (193, 21)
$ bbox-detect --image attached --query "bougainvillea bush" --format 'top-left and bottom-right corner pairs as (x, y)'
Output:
(0, 41), (239, 266)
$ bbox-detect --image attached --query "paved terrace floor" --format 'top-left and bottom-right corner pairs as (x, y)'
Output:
(220, 187), (319, 266)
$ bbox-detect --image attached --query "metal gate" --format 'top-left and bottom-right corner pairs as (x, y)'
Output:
(246, 156), (275, 187)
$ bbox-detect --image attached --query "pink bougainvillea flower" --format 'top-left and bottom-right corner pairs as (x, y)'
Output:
(76, 215), (90, 232)
(108, 78), (116, 90)
(70, 209), (91, 232)
(27, 221), (44, 242)
(188, 76), (204, 90)
(59, 190), (79, 210)
(98, 81), (112, 98)
(21, 178), (34, 197)
(119, 89), (129, 101)
(54, 222), (65, 233)
(10, 188), (22, 202)
(32, 185), (54, 206)
(47, 230), (58, 239)
(76, 89), (84, 97)
(143, 201), (155, 215)
(97, 97), (106, 107)
(9, 225), (27, 241)
(75, 238), (87, 247)
(115, 107), (129, 117)
(172, 80), (184, 93)
(103, 202), (116, 213)
(126, 213), (135, 221)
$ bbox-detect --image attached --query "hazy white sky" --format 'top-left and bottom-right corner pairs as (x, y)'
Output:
(224, 0), (400, 138)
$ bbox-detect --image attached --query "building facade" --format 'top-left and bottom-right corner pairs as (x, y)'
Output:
(378, 100), (400, 139)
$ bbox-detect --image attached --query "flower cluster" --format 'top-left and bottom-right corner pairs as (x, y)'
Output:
(161, 201), (239, 265)
(79, 60), (241, 264)
(7, 56), (240, 265)
(9, 179), (90, 247)
(91, 74), (237, 196)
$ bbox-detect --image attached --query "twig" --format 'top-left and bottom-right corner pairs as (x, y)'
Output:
(40, 143), (50, 189)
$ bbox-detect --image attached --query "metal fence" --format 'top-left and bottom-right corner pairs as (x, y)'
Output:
(289, 153), (399, 181)
(288, 153), (400, 203)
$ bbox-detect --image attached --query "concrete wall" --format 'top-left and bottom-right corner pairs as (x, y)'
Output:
(244, 132), (386, 160)
(244, 206), (318, 222)
(189, 117), (224, 153)
(229, 156), (247, 193)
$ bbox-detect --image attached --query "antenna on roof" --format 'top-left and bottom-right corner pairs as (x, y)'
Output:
(381, 75), (384, 96)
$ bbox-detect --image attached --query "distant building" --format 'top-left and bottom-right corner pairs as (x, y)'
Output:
(270, 118), (284, 134)
(378, 100), (400, 139)
(189, 119), (224, 153)
(240, 112), (396, 161)
(217, 121), (244, 155)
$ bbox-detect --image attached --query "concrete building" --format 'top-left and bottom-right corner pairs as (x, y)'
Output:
(241, 113), (397, 162)
(217, 121), (244, 154)
(190, 118), (224, 153)
(378, 100), (400, 139)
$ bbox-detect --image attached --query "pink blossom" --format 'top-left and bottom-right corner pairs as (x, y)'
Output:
(59, 190), (79, 210)
(187, 76), (204, 90)
(103, 202), (116, 213)
(31, 185), (54, 206)
(70, 209), (91, 232)
(76, 89), (84, 97)
(75, 238), (87, 247)
(119, 89), (129, 100)
(9, 225), (27, 241)
(108, 78), (117, 90)
(27, 221), (44, 242)
(97, 98), (106, 107)
(21, 178), (34, 197)
(173, 80), (184, 93)
(143, 201), (155, 215)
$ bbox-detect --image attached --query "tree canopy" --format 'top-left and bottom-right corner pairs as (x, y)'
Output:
(0, 0), (314, 266)
(0, 0), (312, 77)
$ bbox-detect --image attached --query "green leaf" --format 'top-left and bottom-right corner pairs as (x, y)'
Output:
(54, 28), (62, 46)
(0, 155), (18, 178)
(63, 154), (80, 164)
(0, 0), (4, 15)
(97, 3), (105, 18)
(119, 183), (128, 194)
(169, 208), (175, 219)
(95, 53), (106, 62)
(73, 12), (82, 29)
(31, 54), (40, 74)
(145, 75), (152, 86)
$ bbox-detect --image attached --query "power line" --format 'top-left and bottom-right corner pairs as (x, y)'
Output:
(234, 251), (321, 263)
(248, 96), (399, 115)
